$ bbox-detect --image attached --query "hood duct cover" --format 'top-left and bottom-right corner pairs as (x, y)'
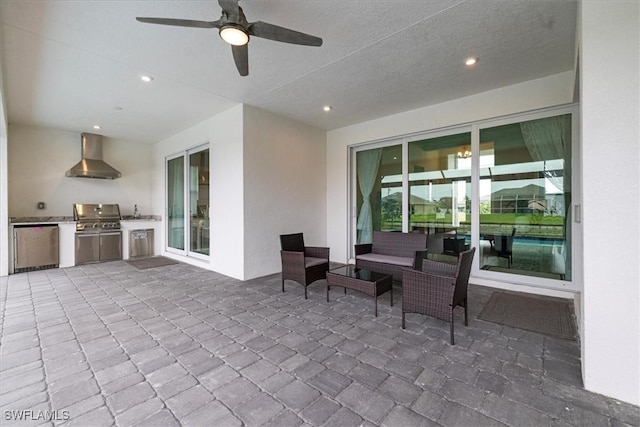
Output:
(66, 133), (121, 179)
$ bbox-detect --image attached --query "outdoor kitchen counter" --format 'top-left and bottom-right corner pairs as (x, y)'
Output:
(10, 215), (162, 223)
(9, 216), (162, 271)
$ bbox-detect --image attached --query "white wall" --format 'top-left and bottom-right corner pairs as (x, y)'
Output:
(0, 63), (7, 276)
(326, 72), (575, 263)
(243, 105), (326, 280)
(7, 125), (154, 217)
(152, 105), (245, 280)
(580, 1), (640, 406)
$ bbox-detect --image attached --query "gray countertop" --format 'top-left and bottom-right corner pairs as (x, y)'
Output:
(10, 215), (161, 224)
(121, 215), (161, 221)
(10, 216), (75, 224)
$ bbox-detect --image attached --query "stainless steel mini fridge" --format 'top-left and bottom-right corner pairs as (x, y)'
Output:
(13, 224), (59, 272)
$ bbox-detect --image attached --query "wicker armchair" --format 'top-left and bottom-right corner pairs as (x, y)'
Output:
(280, 233), (330, 299)
(402, 247), (476, 345)
(493, 228), (515, 267)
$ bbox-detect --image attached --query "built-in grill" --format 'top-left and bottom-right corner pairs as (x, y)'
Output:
(74, 203), (121, 232)
(73, 203), (122, 264)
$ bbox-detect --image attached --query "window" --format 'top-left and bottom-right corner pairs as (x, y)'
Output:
(408, 132), (472, 233)
(479, 115), (571, 280)
(167, 155), (185, 250)
(166, 145), (209, 258)
(408, 132), (472, 257)
(350, 109), (575, 289)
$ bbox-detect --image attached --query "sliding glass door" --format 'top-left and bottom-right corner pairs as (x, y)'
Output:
(478, 114), (572, 280)
(189, 150), (210, 256)
(350, 108), (576, 289)
(408, 131), (472, 258)
(166, 145), (210, 259)
(167, 155), (185, 251)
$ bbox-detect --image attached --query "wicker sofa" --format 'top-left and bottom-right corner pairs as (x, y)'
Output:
(355, 231), (428, 283)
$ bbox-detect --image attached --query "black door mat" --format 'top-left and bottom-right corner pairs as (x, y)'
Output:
(478, 291), (577, 340)
(126, 256), (179, 270)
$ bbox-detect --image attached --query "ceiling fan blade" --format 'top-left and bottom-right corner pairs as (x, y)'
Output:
(218, 0), (240, 21)
(231, 45), (249, 76)
(136, 17), (221, 29)
(248, 21), (322, 46)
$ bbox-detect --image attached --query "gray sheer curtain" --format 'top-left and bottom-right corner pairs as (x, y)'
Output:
(520, 115), (572, 279)
(357, 149), (382, 244)
(520, 116), (570, 192)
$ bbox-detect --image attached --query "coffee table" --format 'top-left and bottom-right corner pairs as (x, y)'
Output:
(326, 266), (393, 316)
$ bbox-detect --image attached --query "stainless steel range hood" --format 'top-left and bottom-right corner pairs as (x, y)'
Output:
(66, 133), (121, 179)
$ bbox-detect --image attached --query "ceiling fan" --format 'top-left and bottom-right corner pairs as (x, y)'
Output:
(136, 0), (323, 76)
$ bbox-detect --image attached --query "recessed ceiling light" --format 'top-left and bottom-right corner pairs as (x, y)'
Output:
(323, 105), (332, 112)
(93, 125), (101, 130)
(465, 57), (478, 66)
(141, 75), (153, 82)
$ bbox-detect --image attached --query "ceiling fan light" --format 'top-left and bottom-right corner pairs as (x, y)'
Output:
(220, 25), (249, 46)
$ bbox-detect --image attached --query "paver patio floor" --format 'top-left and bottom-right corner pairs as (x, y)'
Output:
(1, 261), (638, 426)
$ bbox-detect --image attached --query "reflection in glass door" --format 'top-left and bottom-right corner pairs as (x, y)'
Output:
(166, 146), (209, 258)
(167, 156), (184, 251)
(479, 115), (571, 280)
(408, 132), (472, 260)
(189, 150), (209, 255)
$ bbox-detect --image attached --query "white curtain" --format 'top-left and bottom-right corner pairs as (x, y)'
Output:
(356, 149), (382, 244)
(520, 115), (570, 193)
(520, 115), (572, 278)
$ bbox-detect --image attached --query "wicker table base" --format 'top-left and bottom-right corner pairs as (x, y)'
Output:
(326, 266), (393, 316)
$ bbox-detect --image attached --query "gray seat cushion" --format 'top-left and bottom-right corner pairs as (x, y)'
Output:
(356, 253), (414, 267)
(305, 257), (328, 268)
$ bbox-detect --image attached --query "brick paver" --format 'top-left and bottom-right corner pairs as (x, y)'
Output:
(0, 262), (637, 426)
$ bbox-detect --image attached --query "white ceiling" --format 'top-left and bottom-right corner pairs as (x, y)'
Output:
(0, 0), (577, 143)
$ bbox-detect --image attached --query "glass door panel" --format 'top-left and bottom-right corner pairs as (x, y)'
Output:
(355, 145), (402, 244)
(189, 149), (209, 255)
(479, 115), (571, 280)
(408, 132), (472, 260)
(167, 156), (185, 251)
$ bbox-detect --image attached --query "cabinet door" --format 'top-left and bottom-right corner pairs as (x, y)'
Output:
(100, 233), (122, 261)
(75, 234), (100, 265)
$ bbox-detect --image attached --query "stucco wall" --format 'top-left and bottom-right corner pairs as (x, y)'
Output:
(0, 76), (6, 276)
(151, 105), (245, 280)
(580, 0), (640, 406)
(242, 105), (327, 280)
(7, 124), (153, 217)
(150, 104), (326, 282)
(326, 72), (575, 264)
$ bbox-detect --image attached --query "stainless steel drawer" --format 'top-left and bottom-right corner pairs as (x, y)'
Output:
(129, 229), (154, 258)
